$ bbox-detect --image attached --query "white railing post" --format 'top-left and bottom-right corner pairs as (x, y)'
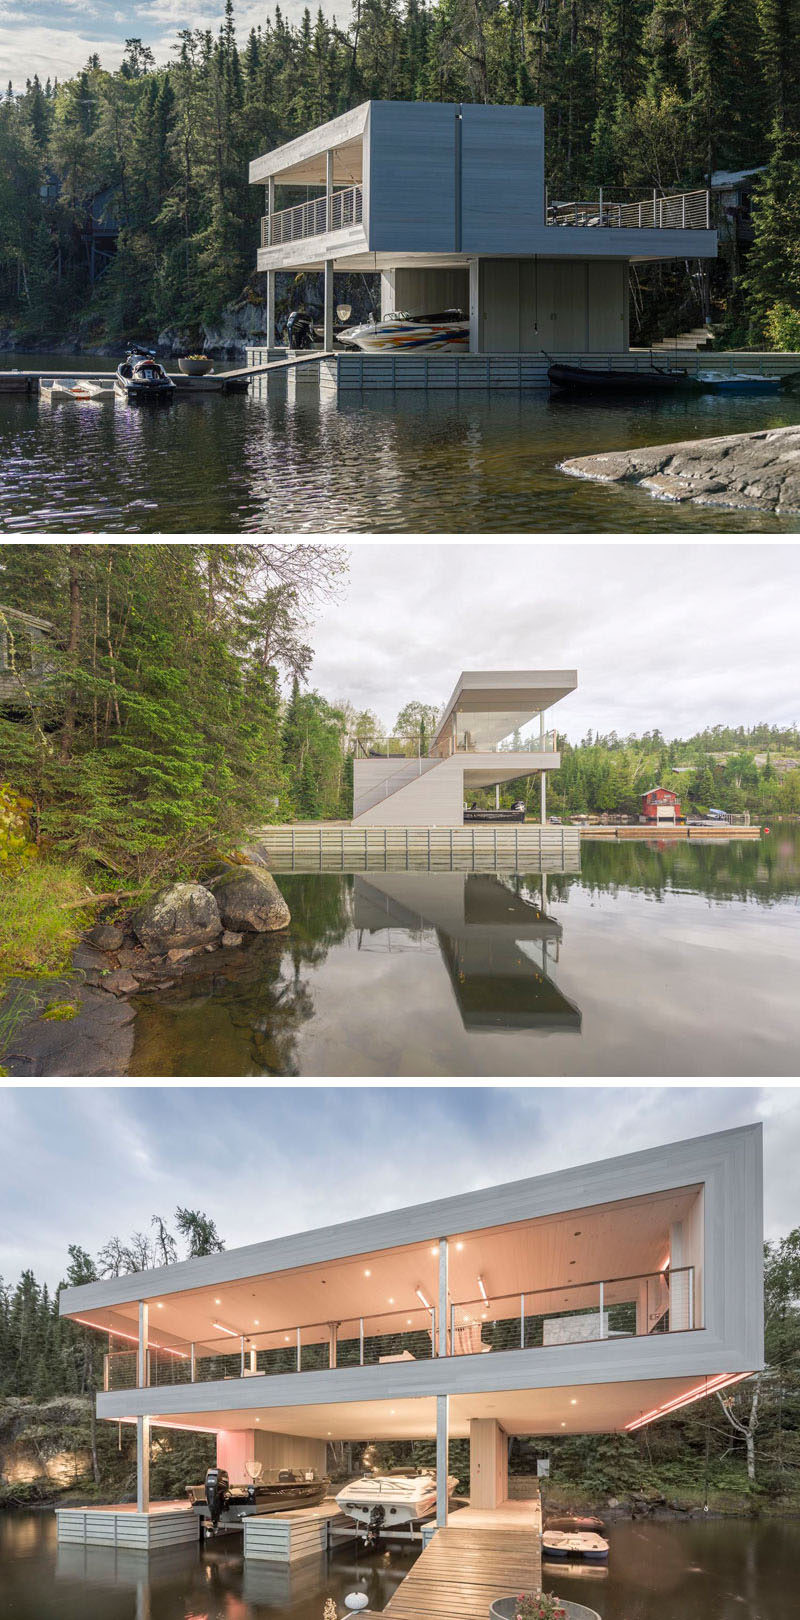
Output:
(296, 1325), (301, 1373)
(520, 1293), (525, 1349)
(190, 1343), (196, 1383)
(103, 1353), (110, 1392)
(240, 1336), (246, 1377)
(599, 1281), (605, 1337)
(267, 176), (274, 247)
(688, 1267), (695, 1329)
(359, 1317), (364, 1365)
(682, 193), (686, 229)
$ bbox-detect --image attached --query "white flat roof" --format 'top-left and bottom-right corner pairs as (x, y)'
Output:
(433, 669), (577, 749)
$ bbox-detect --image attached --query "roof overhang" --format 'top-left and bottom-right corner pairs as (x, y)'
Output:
(434, 670), (577, 750)
(249, 103), (369, 186)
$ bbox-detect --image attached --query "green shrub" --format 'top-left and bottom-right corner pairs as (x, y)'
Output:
(764, 302), (800, 350)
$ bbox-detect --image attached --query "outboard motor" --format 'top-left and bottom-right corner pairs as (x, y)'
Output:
(365, 1503), (385, 1550)
(286, 309), (314, 350)
(205, 1467), (230, 1530)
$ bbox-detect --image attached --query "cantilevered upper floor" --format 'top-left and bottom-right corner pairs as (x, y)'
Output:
(61, 1125), (762, 1438)
(249, 100), (717, 274)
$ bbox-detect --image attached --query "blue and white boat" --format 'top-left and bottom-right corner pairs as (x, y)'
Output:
(697, 372), (780, 394)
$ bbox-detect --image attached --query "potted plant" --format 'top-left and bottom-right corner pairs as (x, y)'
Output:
(178, 353), (214, 376)
(489, 1596), (600, 1620)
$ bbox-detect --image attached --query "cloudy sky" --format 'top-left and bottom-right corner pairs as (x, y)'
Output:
(3, 0), (321, 85)
(305, 542), (800, 742)
(1, 1085), (797, 1289)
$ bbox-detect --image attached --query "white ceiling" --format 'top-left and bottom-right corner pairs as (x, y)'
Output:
(110, 1375), (719, 1440)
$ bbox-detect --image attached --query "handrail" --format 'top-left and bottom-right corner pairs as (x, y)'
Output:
(262, 184), (363, 248)
(547, 189), (710, 230)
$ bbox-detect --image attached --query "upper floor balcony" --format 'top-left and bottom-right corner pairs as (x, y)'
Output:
(103, 1260), (698, 1394)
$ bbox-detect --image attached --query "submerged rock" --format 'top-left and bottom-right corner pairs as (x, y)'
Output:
(131, 882), (222, 951)
(85, 922), (126, 952)
(3, 981), (135, 1078)
(209, 866), (290, 933)
(560, 423), (800, 515)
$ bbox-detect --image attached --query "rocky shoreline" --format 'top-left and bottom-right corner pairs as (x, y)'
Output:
(2, 859), (290, 1078)
(561, 423), (800, 515)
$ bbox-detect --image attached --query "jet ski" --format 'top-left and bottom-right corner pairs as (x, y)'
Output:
(115, 346), (176, 402)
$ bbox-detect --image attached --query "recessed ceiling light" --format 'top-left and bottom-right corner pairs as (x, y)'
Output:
(456, 1242), (464, 1251)
(255, 1418), (260, 1423)
(215, 1298), (221, 1305)
(254, 1320), (259, 1325)
(284, 1335), (290, 1342)
(570, 1399), (577, 1405)
(430, 1246), (439, 1256)
(561, 1422), (566, 1428)
(156, 1303), (164, 1309)
(364, 1269), (371, 1277)
(388, 1298), (394, 1304)
(407, 1319), (412, 1325)
(464, 1314), (470, 1322)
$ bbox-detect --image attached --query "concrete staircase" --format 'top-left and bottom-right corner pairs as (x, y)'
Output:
(650, 326), (713, 351)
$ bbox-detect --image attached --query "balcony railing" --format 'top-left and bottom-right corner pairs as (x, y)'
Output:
(102, 1266), (697, 1394)
(261, 185), (363, 248)
(548, 190), (710, 230)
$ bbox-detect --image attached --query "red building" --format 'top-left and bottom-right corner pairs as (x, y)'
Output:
(641, 786), (681, 824)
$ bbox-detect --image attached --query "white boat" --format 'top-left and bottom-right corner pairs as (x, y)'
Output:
(335, 1468), (458, 1541)
(542, 1529), (609, 1562)
(41, 377), (114, 402)
(338, 310), (469, 353)
(696, 372), (780, 394)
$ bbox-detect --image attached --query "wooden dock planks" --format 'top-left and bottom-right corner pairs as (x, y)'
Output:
(384, 1523), (542, 1620)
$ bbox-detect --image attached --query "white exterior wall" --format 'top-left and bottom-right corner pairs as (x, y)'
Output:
(352, 751), (561, 827)
(217, 1427), (327, 1478)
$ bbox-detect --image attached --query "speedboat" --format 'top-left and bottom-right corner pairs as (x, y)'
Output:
(115, 346), (176, 403)
(548, 362), (698, 396)
(335, 1468), (458, 1544)
(543, 1529), (609, 1562)
(696, 372), (780, 393)
(338, 310), (469, 353)
(188, 1465), (329, 1536)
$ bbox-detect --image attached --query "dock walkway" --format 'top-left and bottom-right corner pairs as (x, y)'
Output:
(384, 1508), (542, 1620)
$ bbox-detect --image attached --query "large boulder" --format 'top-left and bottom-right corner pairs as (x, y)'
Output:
(208, 866), (290, 933)
(131, 883), (222, 951)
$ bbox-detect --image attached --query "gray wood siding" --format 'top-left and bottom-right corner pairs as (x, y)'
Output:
(479, 259), (626, 353)
(56, 1508), (197, 1548)
(460, 105), (544, 252)
(368, 101), (459, 252)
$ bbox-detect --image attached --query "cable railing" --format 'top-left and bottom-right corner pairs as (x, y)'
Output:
(261, 185), (363, 247)
(547, 190), (710, 230)
(102, 1265), (698, 1392)
(450, 1266), (696, 1354)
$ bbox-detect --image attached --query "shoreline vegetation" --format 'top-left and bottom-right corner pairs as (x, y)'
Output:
(0, 1221), (797, 1519)
(0, 1), (799, 355)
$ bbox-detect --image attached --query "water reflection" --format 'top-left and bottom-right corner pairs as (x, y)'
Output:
(354, 872), (581, 1033)
(3, 357), (800, 530)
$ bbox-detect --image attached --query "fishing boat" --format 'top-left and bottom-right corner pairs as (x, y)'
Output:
(548, 362), (698, 396)
(696, 371), (781, 394)
(41, 378), (114, 403)
(188, 1465), (330, 1536)
(335, 1468), (458, 1543)
(338, 310), (469, 353)
(543, 1529), (610, 1562)
(115, 346), (176, 403)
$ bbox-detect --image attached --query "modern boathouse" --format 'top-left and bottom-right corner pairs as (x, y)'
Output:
(58, 1125), (762, 1555)
(352, 670), (576, 828)
(249, 101), (717, 358)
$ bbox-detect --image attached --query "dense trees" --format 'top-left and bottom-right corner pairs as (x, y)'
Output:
(0, 543), (348, 868)
(0, 0), (798, 347)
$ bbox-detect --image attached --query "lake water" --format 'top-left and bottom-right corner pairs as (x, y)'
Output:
(1, 1510), (798, 1620)
(2, 354), (800, 531)
(129, 828), (800, 1077)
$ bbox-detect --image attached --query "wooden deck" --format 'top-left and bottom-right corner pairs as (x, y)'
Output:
(385, 1507), (542, 1620)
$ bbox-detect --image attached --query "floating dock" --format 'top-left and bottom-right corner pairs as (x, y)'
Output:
(580, 823), (760, 840)
(55, 1502), (197, 1550)
(243, 1499), (353, 1562)
(252, 823), (581, 873)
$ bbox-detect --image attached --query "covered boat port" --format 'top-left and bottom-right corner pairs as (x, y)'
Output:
(247, 99), (718, 391)
(57, 1126), (762, 1587)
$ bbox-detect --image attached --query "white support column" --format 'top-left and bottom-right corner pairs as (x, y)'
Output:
(324, 258), (335, 352)
(436, 1394), (449, 1528)
(540, 708), (547, 825)
(266, 270), (276, 349)
(138, 1301), (148, 1388)
(267, 176), (274, 247)
(326, 149), (334, 233)
(329, 1322), (338, 1369)
(469, 259), (481, 354)
(136, 1415), (150, 1514)
(437, 1236), (449, 1357)
(495, 784), (500, 810)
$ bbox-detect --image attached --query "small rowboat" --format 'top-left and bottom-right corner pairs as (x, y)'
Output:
(543, 1530), (610, 1562)
(696, 372), (781, 394)
(548, 363), (698, 396)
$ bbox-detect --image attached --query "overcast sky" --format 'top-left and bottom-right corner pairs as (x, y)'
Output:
(305, 543), (800, 742)
(3, 0), (321, 86)
(1, 1086), (797, 1290)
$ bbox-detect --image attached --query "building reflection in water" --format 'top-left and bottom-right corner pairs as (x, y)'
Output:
(353, 871), (581, 1034)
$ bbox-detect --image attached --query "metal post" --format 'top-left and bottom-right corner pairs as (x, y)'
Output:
(599, 1281), (605, 1337)
(190, 1343), (196, 1383)
(438, 1237), (449, 1357)
(329, 1322), (338, 1369)
(326, 149), (334, 233)
(324, 258), (335, 352)
(436, 1395), (449, 1527)
(240, 1336), (246, 1377)
(136, 1415), (150, 1514)
(359, 1317), (364, 1366)
(267, 176), (274, 247)
(520, 1293), (525, 1349)
(450, 1302), (455, 1349)
(103, 1353), (109, 1392)
(598, 186), (603, 224)
(688, 1268), (695, 1330)
(138, 1302), (149, 1388)
(296, 1325), (302, 1373)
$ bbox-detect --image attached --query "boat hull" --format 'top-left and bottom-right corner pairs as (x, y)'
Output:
(339, 320), (469, 354)
(548, 363), (696, 396)
(336, 1472), (458, 1535)
(543, 1531), (610, 1563)
(697, 374), (780, 393)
